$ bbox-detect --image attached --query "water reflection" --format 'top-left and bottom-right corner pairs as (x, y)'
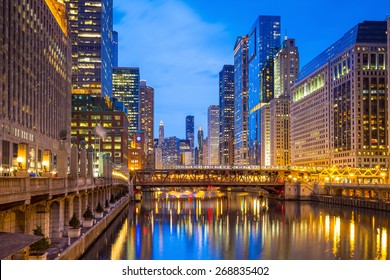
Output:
(81, 191), (390, 260)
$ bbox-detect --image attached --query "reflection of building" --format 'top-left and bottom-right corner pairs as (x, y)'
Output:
(234, 36), (249, 165)
(291, 20), (388, 168)
(140, 80), (154, 169)
(247, 15), (281, 165)
(219, 65), (235, 165)
(66, 0), (113, 97)
(112, 67), (140, 143)
(208, 106), (220, 165)
(0, 0), (71, 175)
(71, 96), (129, 167)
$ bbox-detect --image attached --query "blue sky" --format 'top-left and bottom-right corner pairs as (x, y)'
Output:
(113, 0), (389, 139)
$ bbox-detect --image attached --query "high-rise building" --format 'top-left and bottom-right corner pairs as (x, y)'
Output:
(387, 18), (390, 157)
(0, 0), (71, 175)
(197, 125), (204, 165)
(291, 20), (388, 168)
(219, 65), (235, 165)
(140, 80), (154, 169)
(234, 36), (249, 165)
(66, 0), (113, 97)
(71, 96), (129, 168)
(112, 67), (140, 142)
(270, 38), (299, 166)
(208, 105), (220, 165)
(185, 115), (195, 163)
(162, 136), (180, 168)
(155, 121), (164, 169)
(274, 38), (299, 98)
(179, 140), (192, 165)
(260, 105), (270, 166)
(112, 31), (118, 68)
(247, 15), (281, 164)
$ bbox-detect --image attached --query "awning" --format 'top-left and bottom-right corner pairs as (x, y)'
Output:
(0, 232), (43, 259)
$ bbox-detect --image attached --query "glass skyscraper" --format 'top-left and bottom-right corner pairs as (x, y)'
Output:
(112, 67), (140, 142)
(219, 65), (235, 165)
(66, 0), (113, 98)
(234, 36), (249, 165)
(185, 115), (195, 163)
(247, 15), (281, 164)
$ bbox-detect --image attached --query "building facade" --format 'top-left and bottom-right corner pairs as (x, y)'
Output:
(185, 115), (195, 163)
(112, 67), (140, 143)
(219, 65), (235, 165)
(291, 21), (388, 168)
(208, 105), (220, 165)
(112, 30), (118, 68)
(140, 80), (154, 169)
(197, 126), (204, 165)
(248, 15), (281, 165)
(66, 0), (113, 97)
(233, 36), (249, 165)
(259, 105), (270, 166)
(162, 136), (180, 168)
(0, 0), (71, 175)
(270, 38), (299, 166)
(71, 96), (129, 169)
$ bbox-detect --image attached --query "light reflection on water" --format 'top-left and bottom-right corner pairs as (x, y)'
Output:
(81, 191), (390, 260)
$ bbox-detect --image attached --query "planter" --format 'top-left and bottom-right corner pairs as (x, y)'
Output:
(82, 219), (94, 227)
(28, 252), (48, 260)
(95, 212), (103, 219)
(68, 227), (81, 238)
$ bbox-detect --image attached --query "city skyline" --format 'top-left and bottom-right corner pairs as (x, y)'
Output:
(113, 0), (389, 139)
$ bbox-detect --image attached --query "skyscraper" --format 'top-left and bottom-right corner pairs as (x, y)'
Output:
(155, 121), (164, 169)
(112, 67), (140, 142)
(66, 0), (113, 97)
(197, 126), (204, 165)
(208, 105), (220, 165)
(0, 0), (71, 174)
(270, 38), (299, 166)
(291, 20), (388, 168)
(219, 65), (235, 165)
(112, 31), (119, 68)
(234, 36), (249, 165)
(247, 15), (281, 164)
(185, 115), (195, 163)
(140, 80), (155, 169)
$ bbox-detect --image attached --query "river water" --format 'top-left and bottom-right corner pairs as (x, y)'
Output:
(81, 191), (390, 260)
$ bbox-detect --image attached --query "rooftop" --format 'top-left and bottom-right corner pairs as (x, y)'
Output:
(297, 21), (387, 82)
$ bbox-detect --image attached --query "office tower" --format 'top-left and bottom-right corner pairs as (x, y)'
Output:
(66, 0), (113, 98)
(208, 105), (220, 165)
(179, 140), (192, 165)
(0, 0), (71, 174)
(185, 115), (195, 162)
(112, 31), (118, 67)
(162, 136), (180, 168)
(219, 65), (235, 165)
(247, 15), (281, 164)
(155, 121), (164, 169)
(388, 18), (390, 156)
(274, 38), (299, 98)
(197, 126), (204, 165)
(291, 21), (388, 168)
(260, 105), (270, 166)
(71, 96), (129, 168)
(112, 67), (140, 142)
(270, 38), (299, 166)
(234, 36), (249, 165)
(203, 137), (209, 165)
(140, 80), (155, 169)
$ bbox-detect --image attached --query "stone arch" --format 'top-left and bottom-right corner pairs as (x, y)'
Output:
(49, 201), (62, 238)
(0, 210), (25, 233)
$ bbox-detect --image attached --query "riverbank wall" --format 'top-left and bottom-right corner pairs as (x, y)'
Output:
(57, 196), (130, 260)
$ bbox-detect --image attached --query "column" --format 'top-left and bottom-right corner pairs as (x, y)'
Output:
(70, 137), (79, 178)
(57, 140), (68, 177)
(87, 145), (93, 178)
(79, 140), (87, 177)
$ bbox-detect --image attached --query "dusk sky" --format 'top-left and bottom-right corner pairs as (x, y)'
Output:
(113, 0), (390, 140)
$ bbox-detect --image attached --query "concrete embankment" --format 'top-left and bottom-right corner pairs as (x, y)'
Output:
(313, 195), (390, 211)
(57, 196), (130, 260)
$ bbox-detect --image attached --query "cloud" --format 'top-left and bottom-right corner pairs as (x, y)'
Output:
(114, 0), (232, 138)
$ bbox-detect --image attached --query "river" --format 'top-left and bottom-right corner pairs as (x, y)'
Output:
(81, 190), (390, 260)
